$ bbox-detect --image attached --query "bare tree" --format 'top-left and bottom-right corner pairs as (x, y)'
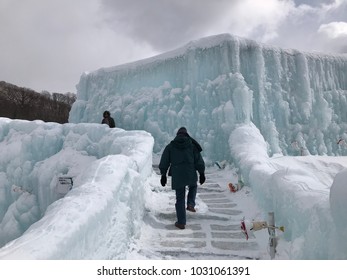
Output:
(0, 81), (76, 123)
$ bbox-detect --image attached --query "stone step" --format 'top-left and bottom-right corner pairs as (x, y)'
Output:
(142, 166), (261, 259)
(155, 250), (258, 260)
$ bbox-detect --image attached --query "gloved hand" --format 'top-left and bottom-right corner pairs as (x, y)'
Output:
(199, 173), (206, 185)
(160, 174), (167, 186)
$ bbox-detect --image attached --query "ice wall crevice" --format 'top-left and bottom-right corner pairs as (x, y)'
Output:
(69, 33), (347, 161)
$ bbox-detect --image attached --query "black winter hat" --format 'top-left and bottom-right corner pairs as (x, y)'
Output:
(177, 127), (188, 136)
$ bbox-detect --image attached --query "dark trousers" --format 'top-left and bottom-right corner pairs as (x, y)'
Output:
(175, 185), (197, 225)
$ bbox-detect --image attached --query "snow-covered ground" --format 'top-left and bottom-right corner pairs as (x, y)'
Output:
(1, 118), (347, 260)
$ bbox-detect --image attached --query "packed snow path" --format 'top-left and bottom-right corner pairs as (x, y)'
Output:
(134, 166), (262, 260)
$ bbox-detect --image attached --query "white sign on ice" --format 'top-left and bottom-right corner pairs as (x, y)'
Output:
(56, 176), (73, 195)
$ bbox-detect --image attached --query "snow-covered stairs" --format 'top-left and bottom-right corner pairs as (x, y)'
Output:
(137, 167), (260, 260)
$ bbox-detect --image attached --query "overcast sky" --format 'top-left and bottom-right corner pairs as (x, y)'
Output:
(1, 0), (346, 93)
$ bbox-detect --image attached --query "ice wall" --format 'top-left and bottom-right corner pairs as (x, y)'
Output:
(0, 118), (153, 257)
(69, 33), (347, 162)
(230, 123), (347, 259)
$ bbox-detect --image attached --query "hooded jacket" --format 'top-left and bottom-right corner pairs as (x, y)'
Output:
(159, 134), (205, 190)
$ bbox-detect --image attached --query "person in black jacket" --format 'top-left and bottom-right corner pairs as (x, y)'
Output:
(101, 111), (116, 128)
(159, 127), (205, 229)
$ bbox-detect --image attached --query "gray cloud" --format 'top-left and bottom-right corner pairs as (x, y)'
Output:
(294, 0), (335, 5)
(100, 0), (236, 51)
(267, 0), (347, 53)
(317, 21), (347, 53)
(0, 0), (155, 93)
(101, 0), (347, 54)
(0, 0), (346, 93)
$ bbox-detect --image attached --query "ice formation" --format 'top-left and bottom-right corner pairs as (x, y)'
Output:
(0, 118), (153, 258)
(69, 33), (347, 162)
(1, 33), (347, 260)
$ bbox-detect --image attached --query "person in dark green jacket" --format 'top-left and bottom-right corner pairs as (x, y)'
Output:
(159, 127), (205, 229)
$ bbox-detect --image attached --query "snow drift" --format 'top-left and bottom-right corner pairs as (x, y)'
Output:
(0, 118), (153, 259)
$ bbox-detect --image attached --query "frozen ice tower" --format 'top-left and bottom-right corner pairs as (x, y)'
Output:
(69, 33), (347, 162)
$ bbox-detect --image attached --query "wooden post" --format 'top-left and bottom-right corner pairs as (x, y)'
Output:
(268, 212), (276, 259)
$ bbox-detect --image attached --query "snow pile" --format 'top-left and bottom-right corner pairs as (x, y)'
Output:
(230, 123), (347, 259)
(330, 169), (347, 227)
(0, 118), (153, 259)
